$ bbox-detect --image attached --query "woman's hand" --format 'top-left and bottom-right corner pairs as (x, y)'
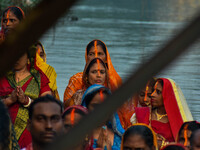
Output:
(97, 126), (112, 150)
(10, 89), (18, 102)
(156, 134), (168, 149)
(2, 89), (18, 106)
(16, 86), (27, 105)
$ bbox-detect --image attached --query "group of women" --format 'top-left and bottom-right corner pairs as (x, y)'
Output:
(0, 6), (199, 150)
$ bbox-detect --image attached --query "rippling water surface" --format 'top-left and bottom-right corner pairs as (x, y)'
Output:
(40, 0), (200, 121)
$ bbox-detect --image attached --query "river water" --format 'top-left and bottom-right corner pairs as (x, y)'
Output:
(39, 0), (200, 121)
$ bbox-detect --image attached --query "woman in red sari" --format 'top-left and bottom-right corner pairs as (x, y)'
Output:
(131, 78), (193, 149)
(0, 46), (51, 148)
(0, 6), (51, 148)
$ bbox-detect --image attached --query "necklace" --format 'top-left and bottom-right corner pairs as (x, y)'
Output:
(155, 109), (167, 120)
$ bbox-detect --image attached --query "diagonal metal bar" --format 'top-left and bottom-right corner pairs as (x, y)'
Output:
(46, 11), (200, 150)
(0, 0), (78, 76)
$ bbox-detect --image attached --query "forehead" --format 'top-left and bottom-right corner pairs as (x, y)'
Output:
(3, 11), (17, 18)
(89, 45), (104, 52)
(90, 93), (107, 103)
(90, 62), (105, 69)
(155, 82), (162, 89)
(33, 102), (61, 116)
(37, 45), (44, 52)
(63, 113), (83, 124)
(124, 134), (147, 148)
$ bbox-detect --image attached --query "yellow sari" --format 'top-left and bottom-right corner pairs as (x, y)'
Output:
(35, 43), (60, 99)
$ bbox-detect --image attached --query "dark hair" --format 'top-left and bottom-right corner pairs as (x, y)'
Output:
(178, 121), (200, 142)
(3, 6), (24, 21)
(123, 125), (154, 149)
(0, 101), (10, 150)
(86, 40), (107, 56)
(85, 58), (107, 76)
(162, 144), (185, 150)
(62, 107), (87, 119)
(29, 95), (63, 119)
(84, 88), (111, 108)
(190, 129), (200, 148)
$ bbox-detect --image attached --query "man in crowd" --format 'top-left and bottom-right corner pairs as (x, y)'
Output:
(23, 95), (64, 150)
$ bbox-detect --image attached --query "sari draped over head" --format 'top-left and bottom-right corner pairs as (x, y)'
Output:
(134, 78), (193, 143)
(0, 46), (50, 148)
(121, 123), (158, 150)
(62, 106), (94, 150)
(63, 39), (122, 104)
(63, 105), (88, 115)
(66, 58), (110, 106)
(81, 84), (111, 107)
(0, 6), (25, 43)
(35, 41), (59, 99)
(81, 84), (124, 150)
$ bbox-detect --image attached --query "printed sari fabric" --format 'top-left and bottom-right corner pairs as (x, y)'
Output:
(117, 98), (136, 130)
(63, 39), (122, 105)
(36, 49), (60, 99)
(0, 70), (50, 148)
(135, 78), (193, 143)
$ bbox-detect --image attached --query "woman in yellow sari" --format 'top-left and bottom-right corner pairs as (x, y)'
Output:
(35, 41), (60, 99)
(63, 39), (122, 106)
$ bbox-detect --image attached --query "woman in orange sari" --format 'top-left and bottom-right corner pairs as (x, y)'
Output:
(117, 78), (156, 130)
(131, 78), (193, 149)
(65, 57), (110, 107)
(63, 39), (122, 105)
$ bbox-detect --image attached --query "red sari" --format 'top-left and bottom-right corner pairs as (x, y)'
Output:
(135, 78), (193, 142)
(0, 71), (50, 148)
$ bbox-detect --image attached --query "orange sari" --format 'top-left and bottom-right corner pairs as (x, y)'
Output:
(65, 58), (110, 106)
(63, 40), (122, 105)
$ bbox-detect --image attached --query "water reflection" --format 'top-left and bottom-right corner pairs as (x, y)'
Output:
(40, 0), (200, 120)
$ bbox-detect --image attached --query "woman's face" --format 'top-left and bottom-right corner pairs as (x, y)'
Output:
(63, 112), (83, 133)
(87, 45), (106, 62)
(151, 82), (164, 108)
(37, 44), (45, 62)
(178, 129), (192, 150)
(123, 134), (152, 150)
(88, 92), (107, 111)
(138, 86), (152, 107)
(2, 11), (20, 36)
(88, 62), (106, 86)
(14, 53), (28, 71)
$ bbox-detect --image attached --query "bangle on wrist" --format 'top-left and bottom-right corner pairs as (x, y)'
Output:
(24, 96), (31, 107)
